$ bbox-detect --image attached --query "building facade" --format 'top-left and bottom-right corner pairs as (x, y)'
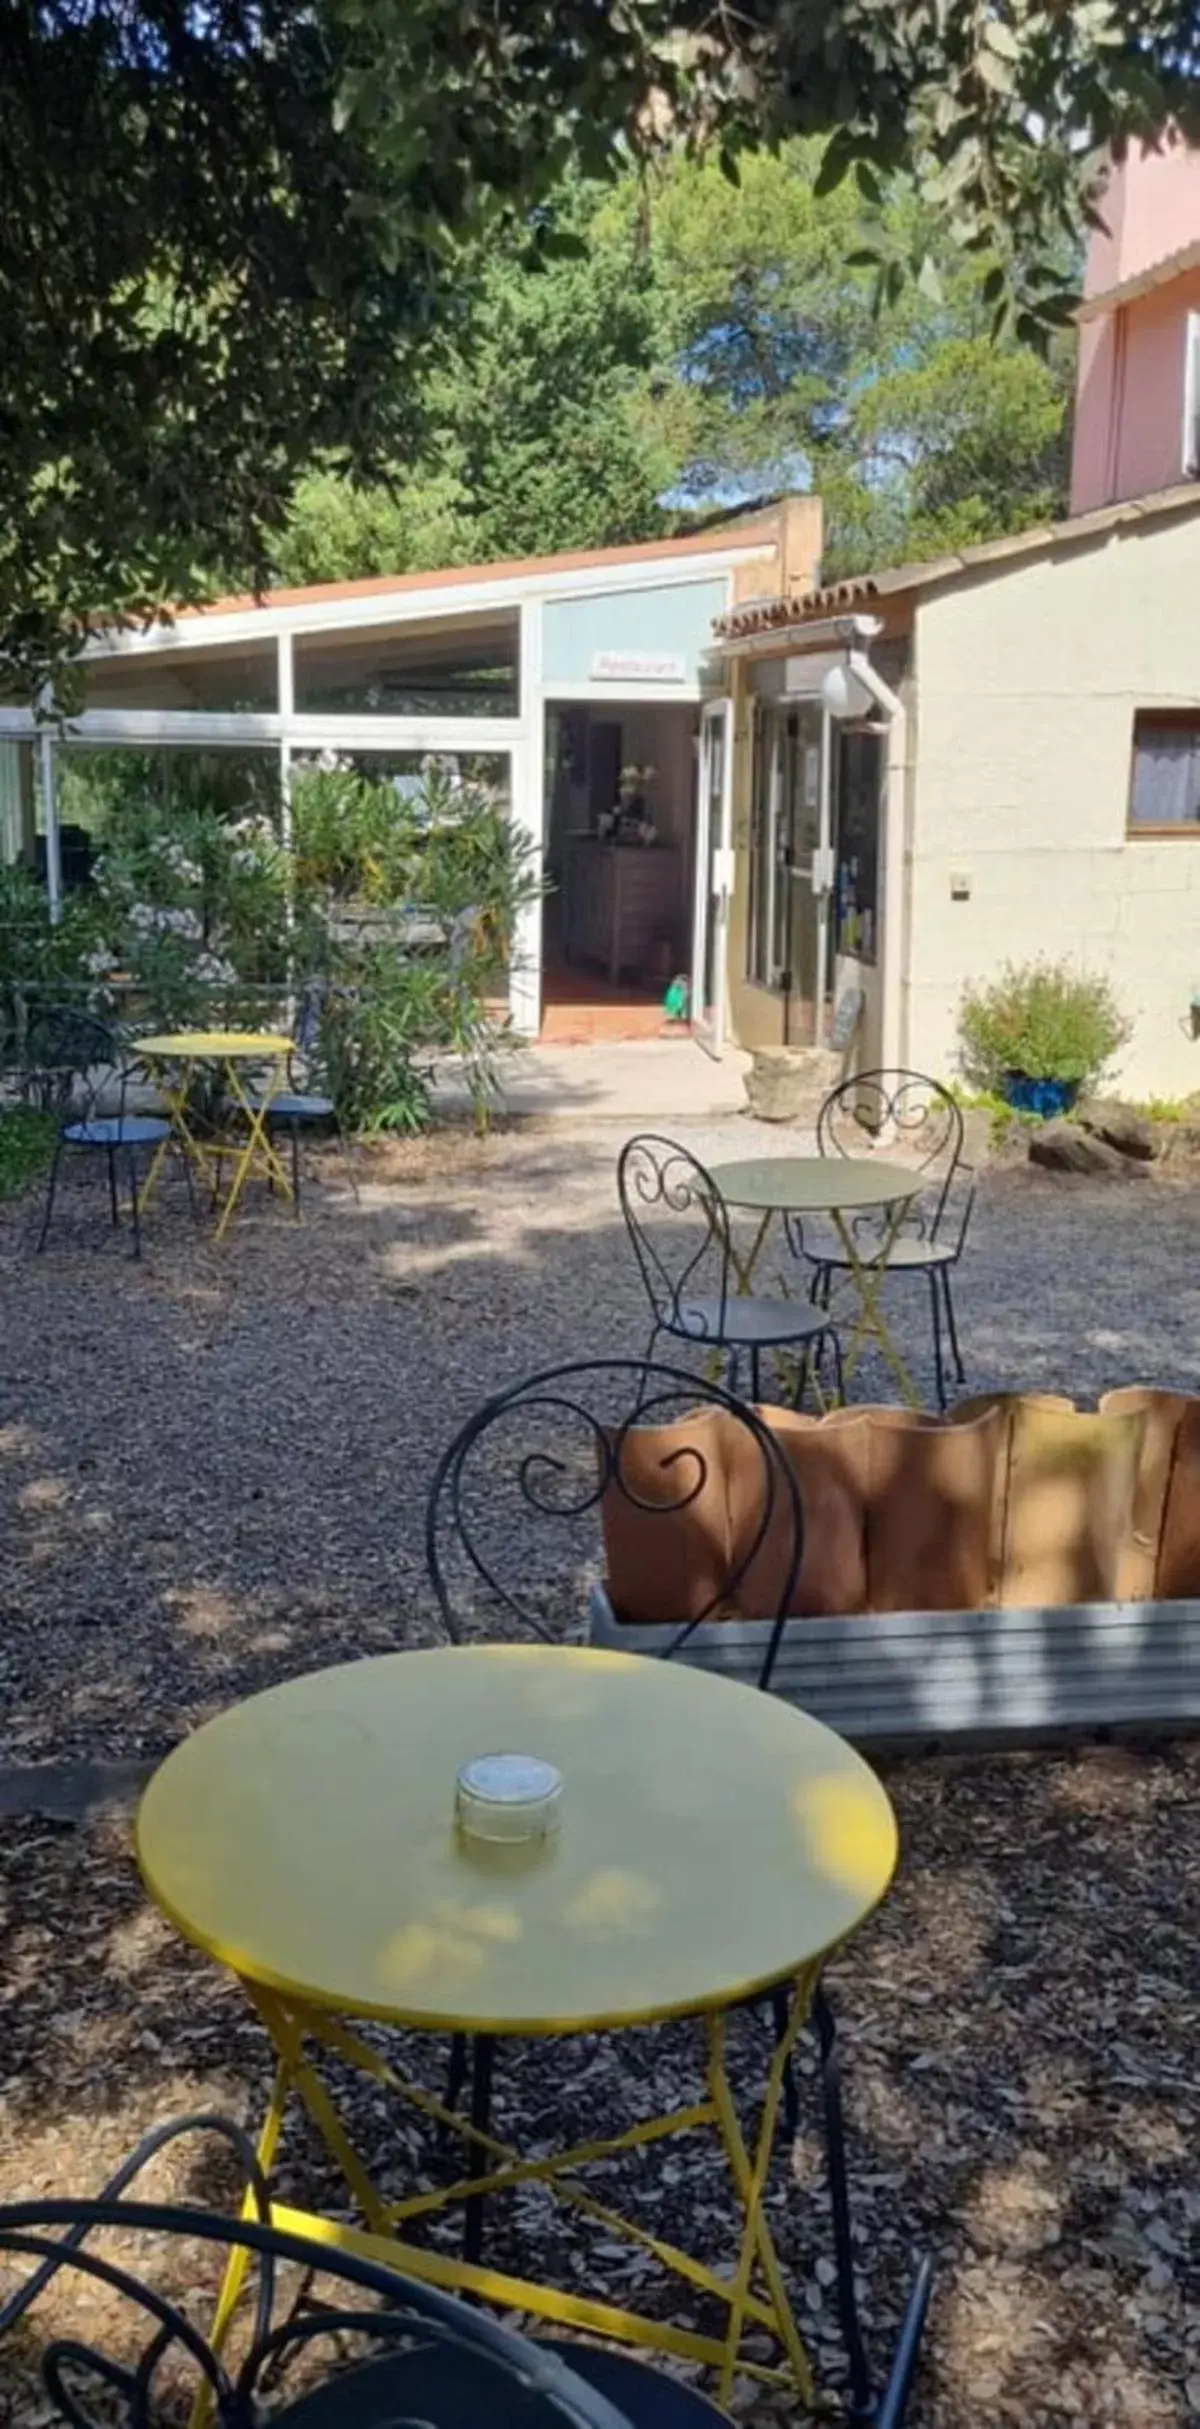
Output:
(705, 140), (1200, 1101)
(1072, 134), (1200, 516)
(0, 510), (821, 1041)
(13, 136), (1200, 1092)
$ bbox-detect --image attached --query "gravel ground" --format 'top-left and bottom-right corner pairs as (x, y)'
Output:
(1, 1126), (1199, 2424)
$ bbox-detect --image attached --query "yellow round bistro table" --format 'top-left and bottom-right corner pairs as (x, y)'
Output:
(707, 1153), (923, 1405)
(138, 1644), (898, 2409)
(136, 1030), (295, 1240)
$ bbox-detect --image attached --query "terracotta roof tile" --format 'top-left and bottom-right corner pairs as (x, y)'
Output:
(715, 481), (1200, 642)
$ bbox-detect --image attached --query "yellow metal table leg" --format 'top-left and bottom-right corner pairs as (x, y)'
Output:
(188, 2050), (292, 2428)
(136, 1060), (223, 1217)
(830, 1205), (920, 1407)
(704, 1208), (774, 1386)
(707, 1972), (819, 2410)
(201, 1971), (834, 2407)
(729, 1208), (774, 1296)
(212, 1058), (292, 1242)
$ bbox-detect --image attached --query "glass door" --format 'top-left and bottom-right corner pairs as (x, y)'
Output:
(749, 701), (834, 1042)
(783, 701), (831, 1041)
(691, 699), (733, 1057)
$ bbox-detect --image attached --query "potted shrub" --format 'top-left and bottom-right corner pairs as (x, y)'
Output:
(958, 958), (1131, 1117)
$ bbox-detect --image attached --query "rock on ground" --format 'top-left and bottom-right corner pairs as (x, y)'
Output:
(1076, 1098), (1158, 1161)
(1029, 1120), (1147, 1177)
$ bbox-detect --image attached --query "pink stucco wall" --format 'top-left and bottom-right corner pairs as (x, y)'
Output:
(1071, 139), (1200, 515)
(1071, 263), (1200, 513)
(1084, 135), (1200, 297)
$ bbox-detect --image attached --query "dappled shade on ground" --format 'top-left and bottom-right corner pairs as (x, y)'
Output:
(0, 1747), (1197, 2426)
(1, 1130), (1200, 2420)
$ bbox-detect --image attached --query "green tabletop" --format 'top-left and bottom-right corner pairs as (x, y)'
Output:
(137, 1646), (897, 2038)
(708, 1154), (922, 1215)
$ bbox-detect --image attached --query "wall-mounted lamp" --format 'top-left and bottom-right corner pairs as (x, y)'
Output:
(821, 661), (877, 721)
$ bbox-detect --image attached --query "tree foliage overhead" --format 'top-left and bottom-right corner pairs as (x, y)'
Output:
(1, 0), (1197, 688)
(0, 0), (486, 695)
(275, 146), (1074, 590)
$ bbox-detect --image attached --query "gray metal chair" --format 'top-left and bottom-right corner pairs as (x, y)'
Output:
(798, 1069), (975, 1408)
(618, 1132), (842, 1405)
(29, 1007), (183, 1258)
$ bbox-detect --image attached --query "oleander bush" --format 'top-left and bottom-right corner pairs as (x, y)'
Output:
(0, 750), (538, 1134)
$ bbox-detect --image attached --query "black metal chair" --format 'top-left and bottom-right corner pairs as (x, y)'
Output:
(618, 1133), (843, 1406)
(426, 1353), (804, 1690)
(426, 1363), (931, 2426)
(26, 1007), (184, 1258)
(428, 1353), (805, 2173)
(0, 2112), (728, 2428)
(797, 1068), (976, 1409)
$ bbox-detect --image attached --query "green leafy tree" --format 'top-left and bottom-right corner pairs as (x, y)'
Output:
(436, 208), (673, 560)
(640, 144), (1074, 560)
(273, 183), (674, 582)
(638, 143), (872, 499)
(276, 469), (475, 591)
(814, 335), (1073, 575)
(2, 0), (1195, 688)
(277, 146), (1074, 586)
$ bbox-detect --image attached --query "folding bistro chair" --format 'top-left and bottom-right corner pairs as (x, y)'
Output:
(618, 1131), (843, 1406)
(798, 1068), (975, 1408)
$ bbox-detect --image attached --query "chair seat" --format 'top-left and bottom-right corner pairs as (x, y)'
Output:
(811, 1233), (956, 1272)
(259, 1092), (335, 1121)
(667, 1294), (833, 1348)
(62, 1116), (172, 1148)
(538, 2340), (729, 2425)
(269, 2336), (718, 2427)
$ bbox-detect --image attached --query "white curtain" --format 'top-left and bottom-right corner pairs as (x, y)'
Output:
(1130, 723), (1200, 827)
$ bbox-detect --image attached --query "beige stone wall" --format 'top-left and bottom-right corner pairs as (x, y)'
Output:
(906, 507), (1200, 1099)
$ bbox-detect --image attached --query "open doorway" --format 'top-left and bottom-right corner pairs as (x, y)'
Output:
(541, 700), (698, 1042)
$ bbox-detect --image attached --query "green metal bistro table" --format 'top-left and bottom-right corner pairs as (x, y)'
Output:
(706, 1154), (923, 1405)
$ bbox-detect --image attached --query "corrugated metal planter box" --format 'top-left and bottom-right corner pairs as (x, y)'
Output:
(588, 1587), (1200, 1749)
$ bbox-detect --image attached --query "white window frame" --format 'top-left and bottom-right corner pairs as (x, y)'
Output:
(1182, 311), (1200, 479)
(746, 705), (786, 991)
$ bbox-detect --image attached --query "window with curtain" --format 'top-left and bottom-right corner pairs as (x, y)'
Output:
(1129, 712), (1200, 830)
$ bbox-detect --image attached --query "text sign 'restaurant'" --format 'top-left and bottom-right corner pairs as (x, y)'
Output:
(589, 650), (688, 683)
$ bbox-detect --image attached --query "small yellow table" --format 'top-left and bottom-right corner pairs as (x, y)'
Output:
(137, 1645), (897, 2408)
(708, 1154), (923, 1405)
(136, 1030), (294, 1241)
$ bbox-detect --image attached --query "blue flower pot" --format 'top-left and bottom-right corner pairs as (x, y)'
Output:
(1002, 1072), (1080, 1120)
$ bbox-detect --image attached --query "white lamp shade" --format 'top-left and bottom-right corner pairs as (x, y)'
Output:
(821, 661), (875, 720)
